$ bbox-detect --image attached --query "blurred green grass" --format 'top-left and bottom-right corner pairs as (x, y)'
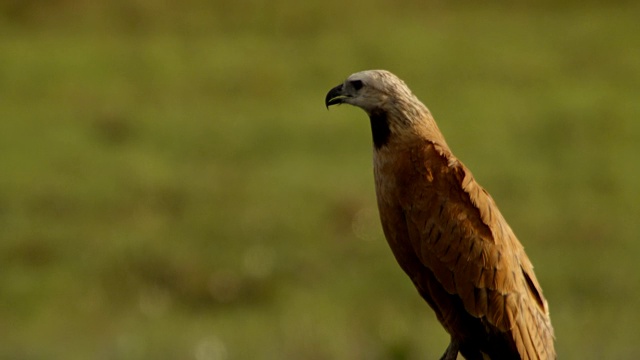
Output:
(1, 1), (639, 359)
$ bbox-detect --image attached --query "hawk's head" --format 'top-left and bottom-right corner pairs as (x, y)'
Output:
(325, 70), (416, 115)
(325, 70), (435, 149)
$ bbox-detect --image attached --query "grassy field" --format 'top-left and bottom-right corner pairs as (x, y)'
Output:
(1, 1), (640, 359)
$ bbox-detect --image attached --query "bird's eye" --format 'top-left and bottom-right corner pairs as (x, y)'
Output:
(350, 80), (363, 90)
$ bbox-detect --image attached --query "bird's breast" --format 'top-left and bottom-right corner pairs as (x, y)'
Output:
(372, 146), (419, 208)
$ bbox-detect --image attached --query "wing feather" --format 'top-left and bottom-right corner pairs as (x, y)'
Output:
(401, 141), (555, 359)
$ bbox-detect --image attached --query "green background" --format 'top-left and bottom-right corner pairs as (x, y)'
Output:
(1, 1), (639, 359)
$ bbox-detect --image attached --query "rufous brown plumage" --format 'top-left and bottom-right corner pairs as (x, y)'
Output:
(326, 70), (555, 360)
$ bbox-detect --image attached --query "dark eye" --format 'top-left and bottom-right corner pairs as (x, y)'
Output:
(350, 80), (363, 90)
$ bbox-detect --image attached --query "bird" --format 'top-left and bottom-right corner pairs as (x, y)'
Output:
(325, 70), (555, 360)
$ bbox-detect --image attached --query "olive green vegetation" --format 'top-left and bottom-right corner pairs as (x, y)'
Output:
(1, 1), (639, 359)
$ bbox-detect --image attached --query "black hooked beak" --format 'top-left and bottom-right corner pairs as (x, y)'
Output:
(325, 84), (348, 109)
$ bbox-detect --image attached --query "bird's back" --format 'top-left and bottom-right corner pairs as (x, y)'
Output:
(373, 134), (555, 360)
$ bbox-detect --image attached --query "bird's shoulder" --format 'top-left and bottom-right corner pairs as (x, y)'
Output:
(391, 140), (555, 357)
(396, 139), (550, 320)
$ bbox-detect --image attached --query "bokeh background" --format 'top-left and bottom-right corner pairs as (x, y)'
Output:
(1, 1), (639, 359)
